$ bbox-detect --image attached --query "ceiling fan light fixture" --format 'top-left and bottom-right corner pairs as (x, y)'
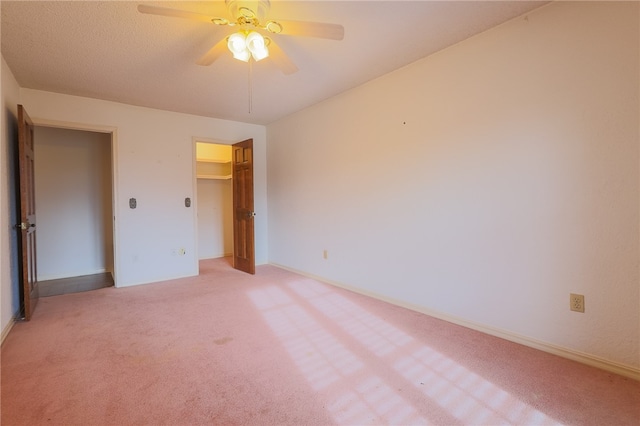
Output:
(227, 32), (250, 61)
(139, 0), (344, 74)
(228, 31), (269, 62)
(234, 49), (251, 62)
(246, 31), (269, 61)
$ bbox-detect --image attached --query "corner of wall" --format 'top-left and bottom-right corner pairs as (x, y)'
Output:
(1, 317), (15, 346)
(1, 55), (22, 335)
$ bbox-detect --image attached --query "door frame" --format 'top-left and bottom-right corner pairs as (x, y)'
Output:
(31, 118), (120, 287)
(191, 136), (256, 274)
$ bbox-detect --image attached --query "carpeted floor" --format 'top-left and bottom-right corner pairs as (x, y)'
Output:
(1, 257), (638, 425)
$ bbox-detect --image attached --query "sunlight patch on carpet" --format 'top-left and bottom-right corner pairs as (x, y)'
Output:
(394, 346), (557, 424)
(289, 279), (413, 355)
(328, 376), (427, 425)
(247, 285), (426, 424)
(286, 279), (563, 426)
(248, 286), (362, 390)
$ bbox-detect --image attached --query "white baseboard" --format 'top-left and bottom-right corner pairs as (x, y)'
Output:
(270, 262), (640, 381)
(199, 253), (233, 260)
(1, 317), (16, 346)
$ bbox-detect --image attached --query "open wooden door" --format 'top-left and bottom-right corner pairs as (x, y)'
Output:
(232, 139), (255, 274)
(16, 105), (39, 320)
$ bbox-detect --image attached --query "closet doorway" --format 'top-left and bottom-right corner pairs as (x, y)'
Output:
(195, 140), (233, 261)
(33, 125), (116, 296)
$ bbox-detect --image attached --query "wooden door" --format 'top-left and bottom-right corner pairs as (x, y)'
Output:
(17, 105), (39, 320)
(232, 139), (255, 274)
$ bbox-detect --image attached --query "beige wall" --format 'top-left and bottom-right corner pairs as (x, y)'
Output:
(1, 62), (267, 338)
(267, 2), (639, 373)
(1, 57), (22, 337)
(17, 89), (267, 287)
(197, 179), (233, 259)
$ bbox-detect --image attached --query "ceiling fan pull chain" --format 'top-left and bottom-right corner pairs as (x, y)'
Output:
(248, 59), (253, 114)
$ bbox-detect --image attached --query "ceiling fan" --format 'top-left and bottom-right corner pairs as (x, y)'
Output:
(137, 0), (345, 75)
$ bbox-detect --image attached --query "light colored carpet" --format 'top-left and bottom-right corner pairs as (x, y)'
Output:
(1, 257), (638, 425)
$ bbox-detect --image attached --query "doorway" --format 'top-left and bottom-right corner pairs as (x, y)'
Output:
(194, 138), (256, 274)
(195, 140), (233, 260)
(33, 125), (116, 293)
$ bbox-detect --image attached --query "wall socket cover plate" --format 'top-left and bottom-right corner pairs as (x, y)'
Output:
(570, 293), (585, 313)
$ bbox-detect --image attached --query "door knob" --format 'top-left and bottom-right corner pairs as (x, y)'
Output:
(15, 221), (35, 230)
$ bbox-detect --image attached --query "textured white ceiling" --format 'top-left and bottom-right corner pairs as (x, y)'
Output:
(1, 1), (547, 125)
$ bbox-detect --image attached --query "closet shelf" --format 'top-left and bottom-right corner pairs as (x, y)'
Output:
(196, 155), (231, 180)
(197, 174), (232, 180)
(196, 158), (231, 164)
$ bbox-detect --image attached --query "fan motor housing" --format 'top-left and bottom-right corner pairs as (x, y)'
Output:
(226, 0), (270, 22)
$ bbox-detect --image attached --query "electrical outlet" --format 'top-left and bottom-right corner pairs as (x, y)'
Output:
(570, 293), (585, 313)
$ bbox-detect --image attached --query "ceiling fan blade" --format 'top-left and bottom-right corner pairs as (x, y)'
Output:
(271, 20), (344, 40)
(197, 37), (229, 66)
(137, 4), (220, 24)
(267, 40), (298, 75)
